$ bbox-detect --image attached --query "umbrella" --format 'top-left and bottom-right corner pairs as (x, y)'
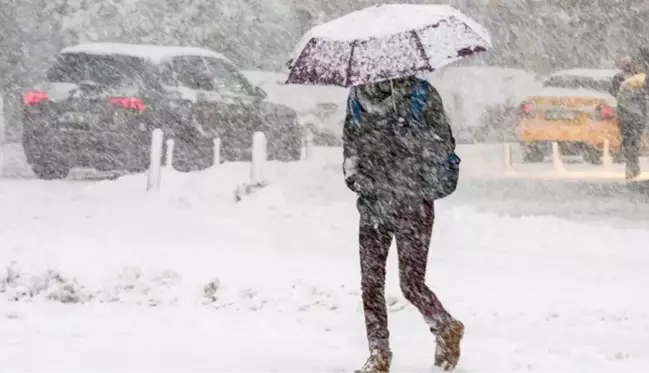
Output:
(285, 4), (492, 87)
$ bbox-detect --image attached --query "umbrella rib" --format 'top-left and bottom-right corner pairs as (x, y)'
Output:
(411, 30), (433, 72)
(345, 41), (357, 87)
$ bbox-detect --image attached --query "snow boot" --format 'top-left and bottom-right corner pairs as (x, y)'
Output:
(356, 349), (392, 373)
(434, 319), (465, 371)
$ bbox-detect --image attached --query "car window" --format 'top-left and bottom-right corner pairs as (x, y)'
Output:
(160, 56), (256, 95)
(204, 57), (255, 95)
(160, 56), (216, 91)
(46, 53), (153, 88)
(542, 75), (612, 93)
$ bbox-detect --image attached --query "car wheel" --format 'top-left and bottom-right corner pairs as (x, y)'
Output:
(521, 142), (544, 163)
(289, 143), (303, 161)
(172, 137), (214, 172)
(22, 131), (43, 165)
(582, 145), (603, 165)
(31, 152), (71, 180)
(127, 163), (149, 173)
(270, 138), (302, 162)
(612, 152), (625, 164)
(276, 140), (302, 162)
(95, 163), (116, 172)
(126, 136), (152, 174)
(126, 155), (150, 173)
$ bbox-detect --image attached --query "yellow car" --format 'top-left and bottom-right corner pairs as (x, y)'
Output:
(517, 68), (648, 164)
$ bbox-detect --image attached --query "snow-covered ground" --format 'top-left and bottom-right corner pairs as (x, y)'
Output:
(1, 145), (649, 371)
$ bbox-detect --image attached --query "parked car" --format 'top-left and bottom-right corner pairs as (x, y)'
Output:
(21, 42), (302, 179)
(242, 70), (346, 146)
(477, 100), (520, 142)
(426, 66), (541, 133)
(517, 68), (649, 163)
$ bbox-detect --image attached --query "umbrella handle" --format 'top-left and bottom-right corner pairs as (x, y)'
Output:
(390, 79), (397, 112)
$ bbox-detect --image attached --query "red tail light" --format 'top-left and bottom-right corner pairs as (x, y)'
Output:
(109, 97), (144, 112)
(520, 101), (531, 116)
(23, 90), (48, 106)
(597, 104), (614, 120)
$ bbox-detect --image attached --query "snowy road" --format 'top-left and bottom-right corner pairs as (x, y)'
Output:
(314, 144), (649, 228)
(1, 144), (649, 371)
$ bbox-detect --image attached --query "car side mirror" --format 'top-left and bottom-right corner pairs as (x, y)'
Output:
(254, 86), (267, 99)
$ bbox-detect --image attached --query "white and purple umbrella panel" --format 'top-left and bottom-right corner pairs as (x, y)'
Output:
(286, 4), (492, 87)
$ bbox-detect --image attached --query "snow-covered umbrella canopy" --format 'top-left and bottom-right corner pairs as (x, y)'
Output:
(285, 4), (492, 87)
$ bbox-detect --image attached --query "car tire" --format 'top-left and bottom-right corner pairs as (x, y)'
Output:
(172, 137), (214, 172)
(126, 137), (151, 174)
(271, 125), (303, 162)
(126, 161), (150, 174)
(31, 152), (71, 180)
(612, 152), (625, 164)
(277, 140), (303, 162)
(582, 146), (603, 165)
(95, 163), (115, 172)
(521, 142), (544, 163)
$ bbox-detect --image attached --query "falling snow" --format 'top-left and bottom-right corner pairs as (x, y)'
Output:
(2, 1), (649, 372)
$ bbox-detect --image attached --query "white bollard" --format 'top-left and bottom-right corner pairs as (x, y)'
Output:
(503, 142), (513, 172)
(213, 137), (221, 166)
(602, 139), (613, 168)
(147, 128), (164, 191)
(165, 139), (175, 168)
(0, 95), (4, 178)
(303, 132), (314, 160)
(551, 141), (564, 172)
(251, 131), (267, 184)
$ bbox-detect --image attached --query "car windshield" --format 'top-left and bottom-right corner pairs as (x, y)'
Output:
(46, 53), (151, 87)
(542, 75), (612, 93)
(207, 58), (255, 95)
(161, 56), (254, 95)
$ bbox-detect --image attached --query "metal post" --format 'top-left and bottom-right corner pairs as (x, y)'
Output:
(213, 138), (221, 166)
(251, 131), (267, 183)
(304, 132), (314, 160)
(504, 142), (513, 172)
(551, 141), (564, 172)
(602, 139), (613, 168)
(147, 129), (164, 191)
(165, 139), (174, 168)
(0, 95), (4, 178)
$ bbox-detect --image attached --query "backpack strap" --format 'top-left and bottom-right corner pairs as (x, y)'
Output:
(410, 78), (429, 122)
(349, 87), (362, 127)
(349, 78), (429, 126)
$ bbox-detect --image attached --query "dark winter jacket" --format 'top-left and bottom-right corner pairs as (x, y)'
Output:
(342, 76), (456, 209)
(617, 72), (648, 117)
(611, 71), (633, 97)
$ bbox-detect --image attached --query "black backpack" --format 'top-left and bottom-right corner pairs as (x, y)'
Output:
(349, 78), (460, 200)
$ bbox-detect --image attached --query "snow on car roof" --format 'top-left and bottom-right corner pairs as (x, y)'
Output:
(531, 87), (615, 101)
(60, 42), (232, 65)
(548, 68), (620, 80)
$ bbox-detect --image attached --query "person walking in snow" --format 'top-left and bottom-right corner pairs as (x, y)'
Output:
(611, 55), (637, 97)
(342, 75), (463, 373)
(617, 48), (649, 179)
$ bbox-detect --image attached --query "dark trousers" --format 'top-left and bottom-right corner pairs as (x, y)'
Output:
(358, 197), (452, 352)
(618, 106), (644, 178)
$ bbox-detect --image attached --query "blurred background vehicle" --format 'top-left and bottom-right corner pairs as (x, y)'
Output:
(242, 70), (347, 146)
(21, 43), (302, 179)
(516, 68), (649, 164)
(426, 66), (541, 143)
